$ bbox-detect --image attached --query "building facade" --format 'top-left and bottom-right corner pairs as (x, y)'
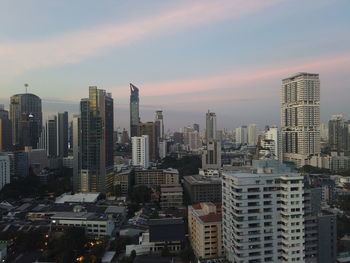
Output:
(0, 155), (10, 191)
(79, 86), (114, 193)
(206, 111), (217, 142)
(281, 72), (320, 167)
(132, 135), (149, 169)
(202, 139), (221, 169)
(130, 83), (140, 138)
(10, 93), (42, 149)
(0, 105), (12, 151)
(188, 202), (224, 261)
(222, 171), (305, 263)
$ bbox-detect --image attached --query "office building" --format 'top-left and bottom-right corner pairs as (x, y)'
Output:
(222, 169), (305, 263)
(0, 105), (12, 151)
(135, 168), (179, 187)
(130, 83), (140, 138)
(132, 135), (149, 169)
(160, 184), (183, 209)
(10, 93), (42, 149)
(0, 155), (10, 191)
(188, 202), (224, 261)
(329, 115), (349, 153)
(206, 111), (217, 142)
(114, 169), (132, 196)
(183, 175), (222, 204)
(58, 111), (68, 157)
(7, 151), (28, 178)
(235, 126), (248, 144)
(248, 124), (258, 146)
(155, 110), (164, 140)
(72, 114), (81, 192)
(193, 123), (200, 132)
(281, 72), (320, 167)
(79, 86), (114, 193)
(202, 139), (221, 169)
(137, 122), (159, 161)
(46, 115), (58, 157)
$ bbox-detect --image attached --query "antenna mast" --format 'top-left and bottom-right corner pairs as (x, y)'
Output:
(24, 83), (28, 93)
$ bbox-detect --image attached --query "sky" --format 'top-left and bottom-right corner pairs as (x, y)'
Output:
(0, 0), (350, 131)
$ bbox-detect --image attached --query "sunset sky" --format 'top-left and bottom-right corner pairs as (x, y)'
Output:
(1, 0), (350, 130)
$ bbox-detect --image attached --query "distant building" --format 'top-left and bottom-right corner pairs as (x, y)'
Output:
(235, 126), (248, 144)
(57, 111), (68, 157)
(46, 115), (58, 157)
(281, 72), (320, 167)
(188, 202), (224, 261)
(202, 139), (221, 169)
(7, 151), (28, 178)
(159, 184), (183, 209)
(114, 169), (132, 196)
(155, 110), (164, 140)
(135, 168), (179, 187)
(329, 114), (349, 153)
(206, 111), (217, 142)
(78, 87), (114, 193)
(137, 122), (159, 161)
(183, 175), (222, 204)
(248, 124), (257, 146)
(10, 93), (42, 149)
(0, 155), (10, 191)
(132, 135), (149, 169)
(130, 83), (140, 138)
(0, 105), (12, 151)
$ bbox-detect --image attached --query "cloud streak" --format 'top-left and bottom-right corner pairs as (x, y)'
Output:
(0, 0), (280, 77)
(130, 52), (350, 99)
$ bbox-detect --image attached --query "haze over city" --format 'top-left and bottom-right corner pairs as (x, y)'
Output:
(1, 0), (350, 130)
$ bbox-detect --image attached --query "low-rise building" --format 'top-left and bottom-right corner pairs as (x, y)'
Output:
(114, 169), (132, 196)
(188, 203), (224, 261)
(183, 175), (221, 204)
(135, 168), (179, 186)
(159, 184), (183, 209)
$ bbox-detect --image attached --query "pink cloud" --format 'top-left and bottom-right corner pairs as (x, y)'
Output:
(128, 52), (350, 98)
(0, 0), (280, 78)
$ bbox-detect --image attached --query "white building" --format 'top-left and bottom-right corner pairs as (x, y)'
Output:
(261, 126), (281, 160)
(248, 124), (257, 146)
(281, 72), (320, 167)
(236, 126), (248, 144)
(0, 155), (10, 191)
(222, 170), (305, 263)
(132, 135), (149, 169)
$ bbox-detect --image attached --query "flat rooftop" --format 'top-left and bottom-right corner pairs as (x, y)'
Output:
(55, 192), (101, 204)
(183, 175), (221, 185)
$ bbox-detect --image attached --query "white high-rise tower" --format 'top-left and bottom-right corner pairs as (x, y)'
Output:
(281, 72), (320, 167)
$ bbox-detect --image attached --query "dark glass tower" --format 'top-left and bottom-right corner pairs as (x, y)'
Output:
(58, 111), (69, 157)
(10, 93), (42, 149)
(79, 86), (114, 193)
(0, 105), (12, 151)
(130, 83), (140, 138)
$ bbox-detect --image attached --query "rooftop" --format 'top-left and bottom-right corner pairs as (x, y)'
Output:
(55, 192), (101, 204)
(183, 175), (221, 185)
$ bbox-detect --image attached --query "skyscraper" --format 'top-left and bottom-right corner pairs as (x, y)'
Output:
(281, 72), (320, 167)
(46, 115), (58, 157)
(206, 110), (217, 142)
(202, 139), (221, 169)
(328, 114), (349, 153)
(58, 111), (68, 157)
(130, 83), (140, 138)
(248, 123), (257, 146)
(137, 122), (159, 161)
(155, 110), (164, 140)
(235, 126), (248, 144)
(79, 86), (114, 193)
(0, 105), (12, 151)
(72, 114), (81, 192)
(10, 93), (42, 149)
(132, 135), (149, 169)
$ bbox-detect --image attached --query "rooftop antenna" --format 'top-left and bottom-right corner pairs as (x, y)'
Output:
(24, 83), (29, 93)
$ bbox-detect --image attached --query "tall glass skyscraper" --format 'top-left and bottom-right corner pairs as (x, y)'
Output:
(10, 93), (42, 149)
(78, 86), (114, 193)
(130, 83), (140, 138)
